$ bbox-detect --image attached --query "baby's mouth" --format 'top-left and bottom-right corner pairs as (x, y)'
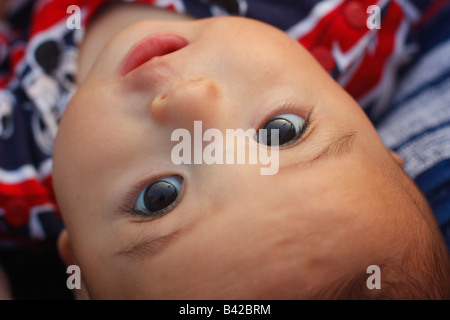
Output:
(120, 33), (189, 77)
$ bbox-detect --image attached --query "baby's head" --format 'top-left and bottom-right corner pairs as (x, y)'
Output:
(52, 17), (450, 299)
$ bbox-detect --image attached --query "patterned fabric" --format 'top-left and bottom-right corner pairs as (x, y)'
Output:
(0, 0), (448, 248)
(376, 0), (450, 248)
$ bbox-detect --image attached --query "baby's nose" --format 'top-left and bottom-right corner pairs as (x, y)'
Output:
(151, 76), (220, 129)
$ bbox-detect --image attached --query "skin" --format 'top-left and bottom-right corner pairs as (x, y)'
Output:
(53, 5), (445, 299)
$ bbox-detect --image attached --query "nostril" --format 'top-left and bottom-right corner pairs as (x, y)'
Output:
(151, 77), (220, 126)
(120, 33), (189, 76)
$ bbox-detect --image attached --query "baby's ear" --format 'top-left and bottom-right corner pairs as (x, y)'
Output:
(390, 151), (404, 168)
(57, 229), (90, 300)
(57, 229), (75, 266)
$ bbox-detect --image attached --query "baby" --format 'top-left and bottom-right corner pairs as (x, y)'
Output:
(51, 3), (450, 299)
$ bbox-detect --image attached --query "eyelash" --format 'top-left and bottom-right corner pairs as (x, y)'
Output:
(124, 205), (176, 221)
(282, 111), (312, 147)
(258, 110), (313, 148)
(118, 178), (184, 221)
(258, 101), (313, 135)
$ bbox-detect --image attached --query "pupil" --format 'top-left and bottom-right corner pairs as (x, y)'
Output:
(264, 119), (296, 146)
(65, 73), (75, 83)
(143, 181), (178, 212)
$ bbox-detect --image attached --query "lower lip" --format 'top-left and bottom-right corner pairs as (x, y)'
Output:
(120, 33), (189, 77)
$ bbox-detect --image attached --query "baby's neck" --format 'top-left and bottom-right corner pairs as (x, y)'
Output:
(77, 2), (194, 84)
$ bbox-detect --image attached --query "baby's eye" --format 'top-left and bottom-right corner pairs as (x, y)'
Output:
(133, 175), (183, 218)
(257, 113), (307, 147)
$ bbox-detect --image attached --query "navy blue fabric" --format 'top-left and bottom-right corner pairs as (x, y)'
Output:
(377, 2), (450, 249)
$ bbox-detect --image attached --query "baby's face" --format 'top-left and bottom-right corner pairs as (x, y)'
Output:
(53, 17), (426, 299)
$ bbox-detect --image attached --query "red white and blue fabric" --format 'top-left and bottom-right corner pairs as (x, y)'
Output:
(0, 0), (449, 249)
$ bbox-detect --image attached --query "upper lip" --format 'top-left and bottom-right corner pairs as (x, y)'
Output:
(119, 33), (189, 77)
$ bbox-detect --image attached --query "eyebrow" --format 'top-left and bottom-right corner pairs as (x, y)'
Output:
(113, 228), (183, 260)
(310, 129), (358, 163)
